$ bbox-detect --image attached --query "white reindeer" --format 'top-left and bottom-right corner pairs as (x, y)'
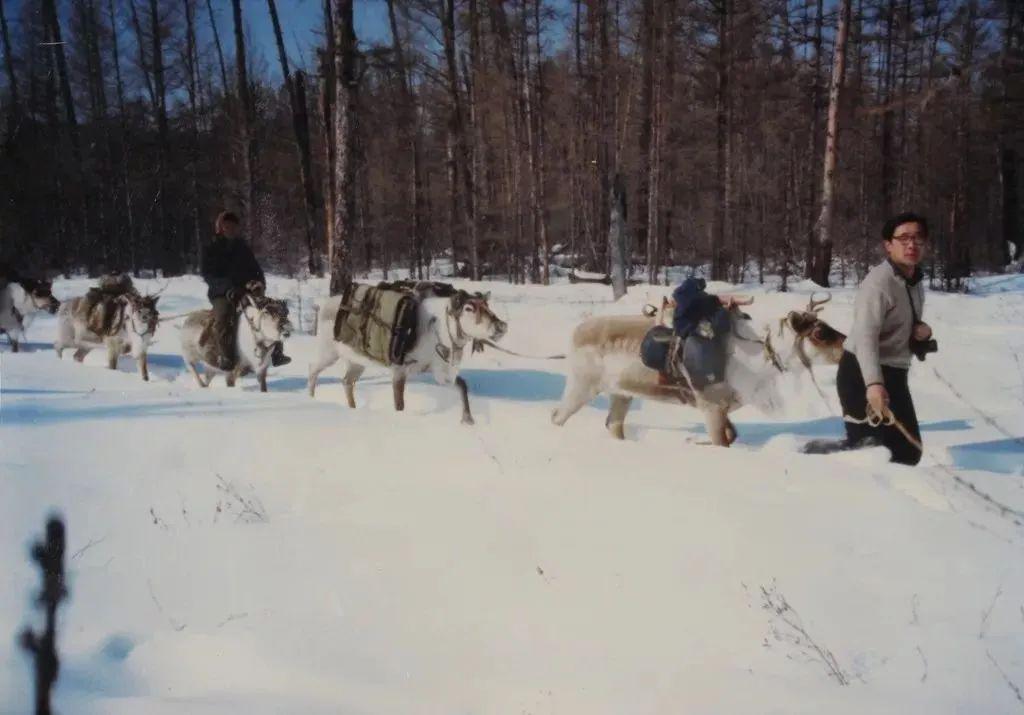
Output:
(54, 292), (160, 380)
(0, 278), (60, 352)
(309, 284), (508, 425)
(552, 295), (846, 445)
(180, 292), (293, 392)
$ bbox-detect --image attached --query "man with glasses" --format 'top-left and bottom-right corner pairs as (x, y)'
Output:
(814, 212), (933, 465)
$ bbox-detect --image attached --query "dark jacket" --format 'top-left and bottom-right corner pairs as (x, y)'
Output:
(201, 235), (265, 300)
(671, 278), (723, 338)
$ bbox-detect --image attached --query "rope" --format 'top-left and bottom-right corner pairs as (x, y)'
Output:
(477, 340), (566, 360)
(158, 312), (194, 323)
(843, 405), (923, 453)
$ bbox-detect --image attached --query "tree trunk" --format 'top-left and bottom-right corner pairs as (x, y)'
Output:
(149, 0), (173, 272)
(712, 0), (732, 282)
(231, 0), (258, 248)
(802, 0), (824, 276)
(205, 0), (230, 92)
(108, 0), (137, 271)
(183, 0), (203, 271)
(330, 0), (357, 295)
(998, 0), (1020, 265)
(440, 0), (477, 279)
(320, 0), (337, 262)
(524, 0), (550, 284)
(266, 0), (323, 275)
(0, 0), (19, 121)
(608, 173), (629, 299)
(811, 0), (851, 287)
(385, 0), (425, 279)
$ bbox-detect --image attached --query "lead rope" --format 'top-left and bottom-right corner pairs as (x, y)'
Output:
(843, 405), (924, 453)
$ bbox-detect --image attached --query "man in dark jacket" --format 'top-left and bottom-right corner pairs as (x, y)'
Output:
(201, 211), (290, 370)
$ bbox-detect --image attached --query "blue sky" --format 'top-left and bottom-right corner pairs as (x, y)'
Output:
(216, 0), (392, 78)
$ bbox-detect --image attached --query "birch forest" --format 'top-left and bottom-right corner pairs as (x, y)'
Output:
(1, 0), (1021, 289)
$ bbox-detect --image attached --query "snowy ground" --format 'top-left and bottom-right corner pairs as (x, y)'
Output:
(2, 273), (1023, 714)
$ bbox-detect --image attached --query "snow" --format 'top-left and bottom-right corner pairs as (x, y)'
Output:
(2, 273), (1023, 713)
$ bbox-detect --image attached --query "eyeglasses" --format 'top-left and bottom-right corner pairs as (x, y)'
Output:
(891, 233), (927, 246)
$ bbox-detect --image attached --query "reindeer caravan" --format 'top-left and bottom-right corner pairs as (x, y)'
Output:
(552, 278), (846, 446)
(310, 280), (507, 424)
(54, 274), (161, 380)
(0, 271), (60, 351)
(180, 281), (293, 392)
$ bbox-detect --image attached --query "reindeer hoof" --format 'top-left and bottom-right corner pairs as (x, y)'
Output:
(608, 422), (626, 440)
(462, 415), (475, 426)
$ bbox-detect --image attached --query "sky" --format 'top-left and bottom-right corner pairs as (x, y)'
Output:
(210, 0), (393, 79)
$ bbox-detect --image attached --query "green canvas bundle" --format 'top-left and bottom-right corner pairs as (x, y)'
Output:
(333, 282), (419, 366)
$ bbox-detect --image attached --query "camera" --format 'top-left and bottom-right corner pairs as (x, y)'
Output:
(909, 326), (938, 361)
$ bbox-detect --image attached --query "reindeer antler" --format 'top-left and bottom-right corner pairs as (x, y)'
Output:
(807, 291), (832, 313)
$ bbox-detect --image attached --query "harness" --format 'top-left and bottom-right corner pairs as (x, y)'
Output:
(434, 305), (469, 365)
(239, 301), (283, 363)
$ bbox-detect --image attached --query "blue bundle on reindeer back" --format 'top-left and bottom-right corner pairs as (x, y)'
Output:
(672, 278), (730, 339)
(640, 277), (731, 390)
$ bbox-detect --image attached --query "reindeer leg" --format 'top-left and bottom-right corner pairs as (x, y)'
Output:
(10, 339), (19, 353)
(106, 340), (120, 370)
(343, 363), (365, 408)
(724, 417), (738, 446)
(705, 407), (731, 447)
(187, 362), (208, 388)
(258, 369), (268, 393)
(393, 372), (407, 412)
(605, 395), (633, 440)
(73, 347), (90, 362)
(308, 350), (340, 398)
(455, 375), (474, 425)
(139, 352), (149, 382)
(226, 370), (237, 388)
(552, 373), (599, 426)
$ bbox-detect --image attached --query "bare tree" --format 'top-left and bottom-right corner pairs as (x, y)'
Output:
(0, 0), (19, 122)
(231, 0), (259, 246)
(330, 0), (357, 294)
(811, 0), (852, 287)
(267, 0), (323, 274)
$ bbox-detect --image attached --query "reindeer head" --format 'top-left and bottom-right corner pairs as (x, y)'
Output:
(451, 291), (507, 342)
(245, 295), (292, 342)
(122, 292), (160, 335)
(17, 278), (60, 314)
(783, 292), (846, 365)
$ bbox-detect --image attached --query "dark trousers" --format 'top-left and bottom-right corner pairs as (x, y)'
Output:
(837, 351), (922, 466)
(211, 296), (236, 365)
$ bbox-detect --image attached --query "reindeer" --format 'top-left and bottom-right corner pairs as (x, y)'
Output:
(0, 278), (60, 351)
(55, 290), (160, 379)
(552, 294), (846, 445)
(309, 283), (508, 425)
(179, 290), (293, 392)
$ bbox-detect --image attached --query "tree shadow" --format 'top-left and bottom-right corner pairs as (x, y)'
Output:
(682, 417), (974, 448)
(948, 438), (1024, 475)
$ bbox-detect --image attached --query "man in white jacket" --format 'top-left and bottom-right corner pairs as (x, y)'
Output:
(836, 212), (934, 465)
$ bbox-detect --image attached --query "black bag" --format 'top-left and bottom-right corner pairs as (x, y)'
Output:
(641, 326), (674, 372)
